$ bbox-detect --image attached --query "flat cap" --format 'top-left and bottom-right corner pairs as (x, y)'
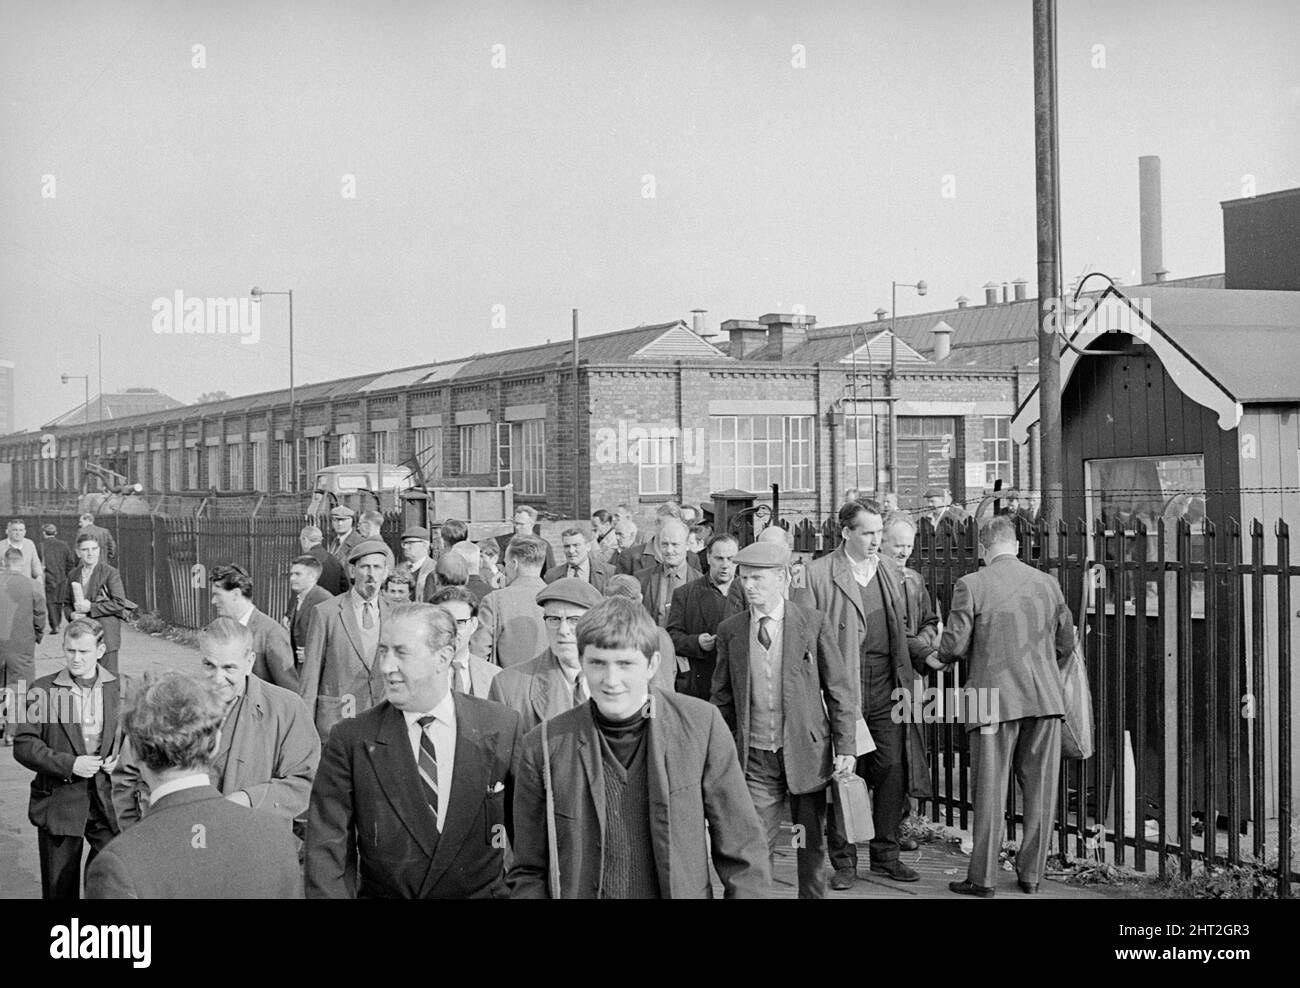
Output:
(400, 526), (431, 542)
(330, 505), (357, 518)
(42, 523), (58, 536)
(734, 540), (790, 569)
(347, 539), (394, 565)
(536, 576), (603, 610)
(923, 488), (947, 499)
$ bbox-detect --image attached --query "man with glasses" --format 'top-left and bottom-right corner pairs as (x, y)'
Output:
(428, 586), (500, 699)
(488, 577), (603, 734)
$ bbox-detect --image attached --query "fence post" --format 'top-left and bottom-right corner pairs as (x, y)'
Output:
(1276, 520), (1292, 899)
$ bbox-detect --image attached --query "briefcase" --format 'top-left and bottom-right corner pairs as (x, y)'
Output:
(834, 774), (874, 844)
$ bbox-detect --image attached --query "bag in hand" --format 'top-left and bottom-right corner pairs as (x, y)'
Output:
(834, 774), (874, 844)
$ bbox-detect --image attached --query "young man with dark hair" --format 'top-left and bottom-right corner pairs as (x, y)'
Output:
(210, 563), (298, 692)
(87, 671), (303, 899)
(67, 533), (129, 675)
(439, 517), (469, 552)
(300, 524), (347, 595)
(285, 554), (332, 658)
(382, 571), (413, 604)
(14, 618), (120, 898)
(666, 532), (746, 700)
(39, 524), (75, 634)
(509, 596), (769, 899)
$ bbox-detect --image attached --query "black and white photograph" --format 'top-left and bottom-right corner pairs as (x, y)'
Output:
(0, 0), (1295, 965)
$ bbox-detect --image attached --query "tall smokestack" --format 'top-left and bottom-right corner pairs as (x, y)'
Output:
(1139, 155), (1163, 285)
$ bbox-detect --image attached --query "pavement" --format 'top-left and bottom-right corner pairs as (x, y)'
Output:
(2, 624), (1127, 901)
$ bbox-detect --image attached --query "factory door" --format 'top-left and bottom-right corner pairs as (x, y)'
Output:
(895, 417), (957, 511)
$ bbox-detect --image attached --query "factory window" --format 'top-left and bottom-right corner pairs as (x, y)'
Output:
(638, 435), (677, 496)
(250, 441), (267, 491)
(370, 430), (390, 466)
(709, 415), (816, 494)
(843, 414), (877, 493)
(497, 419), (545, 494)
(186, 447), (199, 489)
(206, 446), (221, 489)
(227, 443), (246, 490)
(337, 433), (359, 465)
(412, 426), (443, 482)
(983, 416), (1012, 487)
(459, 423), (491, 475)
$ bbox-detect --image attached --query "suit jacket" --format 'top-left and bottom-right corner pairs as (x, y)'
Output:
(712, 600), (856, 795)
(543, 556), (612, 593)
(899, 566), (941, 663)
(796, 548), (933, 797)
(468, 576), (547, 668)
(86, 784), (302, 899)
(0, 570), (44, 677)
(488, 649), (582, 735)
(937, 554), (1075, 732)
(112, 674), (321, 828)
(308, 544), (348, 596)
(39, 537), (76, 599)
(614, 541), (654, 576)
(635, 560), (701, 626)
(66, 561), (128, 652)
(305, 695), (524, 899)
(666, 575), (747, 667)
(78, 523), (117, 561)
(508, 690), (770, 898)
(454, 653), (502, 700)
(465, 574), (493, 604)
(496, 532), (556, 576)
(13, 666), (121, 837)
(285, 584), (333, 655)
(406, 557), (439, 602)
(332, 529), (364, 566)
(246, 607), (299, 692)
(298, 591), (392, 741)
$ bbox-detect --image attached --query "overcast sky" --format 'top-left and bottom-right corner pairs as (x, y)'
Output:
(2, 0), (1296, 431)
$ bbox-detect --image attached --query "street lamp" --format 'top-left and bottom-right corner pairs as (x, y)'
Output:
(888, 279), (927, 496)
(61, 372), (90, 425)
(250, 286), (295, 492)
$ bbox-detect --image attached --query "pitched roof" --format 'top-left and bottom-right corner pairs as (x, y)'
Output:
(42, 390), (185, 429)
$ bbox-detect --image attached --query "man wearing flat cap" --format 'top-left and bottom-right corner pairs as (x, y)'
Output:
(923, 488), (967, 531)
(329, 505), (364, 567)
(488, 577), (603, 734)
(399, 526), (439, 602)
(299, 539), (393, 740)
(711, 540), (857, 899)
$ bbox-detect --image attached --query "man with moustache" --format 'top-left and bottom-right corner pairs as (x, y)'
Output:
(634, 518), (700, 628)
(305, 603), (524, 899)
(298, 540), (393, 741)
(509, 597), (769, 899)
(666, 533), (746, 700)
(111, 617), (319, 830)
(209, 564), (298, 692)
(488, 577), (603, 734)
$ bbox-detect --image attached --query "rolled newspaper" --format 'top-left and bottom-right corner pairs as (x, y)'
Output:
(71, 581), (86, 604)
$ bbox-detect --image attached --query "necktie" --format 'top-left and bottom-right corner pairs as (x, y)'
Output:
(569, 566), (578, 578)
(453, 663), (469, 694)
(416, 716), (440, 830)
(362, 602), (374, 629)
(757, 615), (773, 650)
(573, 675), (588, 707)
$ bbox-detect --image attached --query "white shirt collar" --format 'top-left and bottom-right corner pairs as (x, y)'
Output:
(235, 602), (255, 626)
(403, 689), (456, 731)
(752, 597), (785, 622)
(845, 549), (880, 585)
(148, 773), (211, 806)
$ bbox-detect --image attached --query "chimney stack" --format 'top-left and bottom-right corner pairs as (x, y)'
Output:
(1139, 155), (1164, 284)
(955, 295), (969, 309)
(721, 319), (768, 360)
(759, 312), (814, 359)
(1154, 267), (1168, 283)
(983, 282), (999, 306)
(1002, 282), (1010, 303)
(1013, 278), (1028, 301)
(931, 320), (954, 361)
(874, 307), (889, 321)
(690, 308), (716, 338)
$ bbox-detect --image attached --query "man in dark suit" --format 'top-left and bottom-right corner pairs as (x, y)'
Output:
(39, 525), (75, 633)
(1, 547), (45, 744)
(544, 527), (612, 592)
(713, 540), (858, 899)
(469, 536), (549, 668)
(330, 505), (364, 567)
(798, 499), (937, 889)
(14, 618), (121, 898)
(299, 540), (393, 741)
(77, 513), (116, 563)
(939, 515), (1075, 898)
(496, 504), (556, 574)
(210, 563), (298, 692)
(306, 602), (523, 898)
(285, 555), (333, 659)
(488, 577), (603, 734)
(87, 672), (301, 898)
(634, 519), (700, 628)
(609, 518), (644, 575)
(301, 524), (347, 595)
(666, 533), (745, 700)
(400, 526), (440, 602)
(510, 597), (769, 898)
(111, 617), (320, 829)
(66, 532), (129, 675)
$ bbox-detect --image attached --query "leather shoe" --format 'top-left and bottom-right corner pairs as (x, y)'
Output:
(949, 879), (995, 898)
(830, 867), (856, 890)
(870, 859), (919, 882)
(1018, 881), (1039, 894)
(899, 835), (920, 851)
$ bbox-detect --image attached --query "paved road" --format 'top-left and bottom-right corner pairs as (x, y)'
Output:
(2, 624), (1124, 900)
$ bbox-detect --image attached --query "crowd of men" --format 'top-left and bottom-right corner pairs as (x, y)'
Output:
(1, 489), (1073, 900)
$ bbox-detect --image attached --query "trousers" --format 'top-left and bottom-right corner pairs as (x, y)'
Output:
(745, 747), (828, 899)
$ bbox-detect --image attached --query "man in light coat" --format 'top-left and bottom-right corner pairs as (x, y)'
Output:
(469, 536), (549, 668)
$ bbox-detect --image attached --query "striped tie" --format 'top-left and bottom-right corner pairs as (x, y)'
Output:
(416, 715), (440, 830)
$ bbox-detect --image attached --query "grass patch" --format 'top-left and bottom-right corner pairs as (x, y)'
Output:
(132, 612), (201, 648)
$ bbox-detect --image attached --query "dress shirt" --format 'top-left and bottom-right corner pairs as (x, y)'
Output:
(148, 773), (211, 806)
(846, 551), (880, 587)
(403, 692), (456, 832)
(747, 598), (786, 751)
(235, 603), (254, 626)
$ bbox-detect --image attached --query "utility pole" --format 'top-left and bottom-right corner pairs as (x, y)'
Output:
(1033, 0), (1063, 526)
(572, 308), (581, 521)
